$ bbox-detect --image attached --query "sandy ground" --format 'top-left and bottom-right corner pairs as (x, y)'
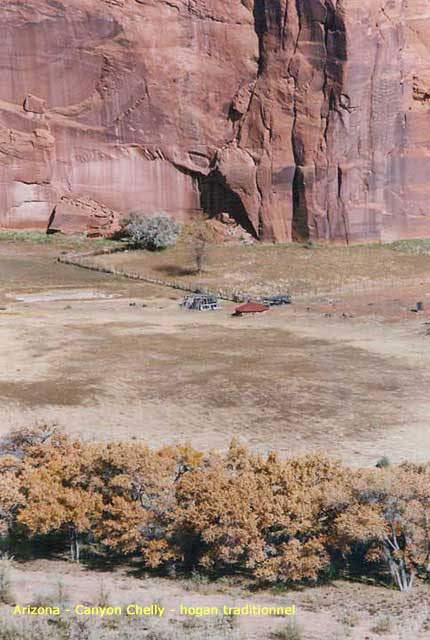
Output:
(3, 559), (430, 640)
(0, 245), (429, 466)
(1, 243), (430, 639)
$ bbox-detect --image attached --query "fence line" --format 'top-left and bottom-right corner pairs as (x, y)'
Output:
(57, 249), (244, 302)
(58, 247), (430, 303)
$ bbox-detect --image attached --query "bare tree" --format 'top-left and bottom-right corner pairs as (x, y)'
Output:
(191, 229), (212, 274)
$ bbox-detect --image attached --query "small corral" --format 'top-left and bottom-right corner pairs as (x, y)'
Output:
(180, 294), (221, 311)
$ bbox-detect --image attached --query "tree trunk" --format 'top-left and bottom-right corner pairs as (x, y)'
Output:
(70, 529), (80, 563)
(385, 547), (414, 592)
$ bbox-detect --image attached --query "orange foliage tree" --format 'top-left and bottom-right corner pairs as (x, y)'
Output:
(16, 436), (102, 562)
(326, 465), (430, 591)
(1, 428), (430, 591)
(169, 441), (344, 583)
(88, 442), (204, 568)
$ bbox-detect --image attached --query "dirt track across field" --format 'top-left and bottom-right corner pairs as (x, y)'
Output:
(0, 244), (429, 466)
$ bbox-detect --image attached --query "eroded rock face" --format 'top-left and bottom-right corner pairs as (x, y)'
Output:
(48, 197), (120, 236)
(0, 0), (430, 242)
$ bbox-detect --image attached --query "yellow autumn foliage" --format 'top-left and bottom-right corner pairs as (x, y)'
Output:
(0, 428), (429, 590)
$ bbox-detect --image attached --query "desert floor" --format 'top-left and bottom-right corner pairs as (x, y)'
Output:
(0, 242), (429, 466)
(1, 238), (430, 639)
(3, 557), (429, 640)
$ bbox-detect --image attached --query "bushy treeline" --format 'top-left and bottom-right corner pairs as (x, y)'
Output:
(1, 426), (429, 592)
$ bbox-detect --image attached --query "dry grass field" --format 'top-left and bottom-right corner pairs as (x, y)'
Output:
(1, 234), (430, 639)
(90, 238), (430, 298)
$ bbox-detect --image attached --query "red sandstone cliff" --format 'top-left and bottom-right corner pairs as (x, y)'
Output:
(0, 0), (430, 242)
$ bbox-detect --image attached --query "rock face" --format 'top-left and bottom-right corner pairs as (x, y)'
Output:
(1, 0), (430, 242)
(48, 197), (119, 236)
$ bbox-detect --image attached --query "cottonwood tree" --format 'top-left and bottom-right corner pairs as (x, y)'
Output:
(185, 217), (215, 274)
(170, 441), (342, 583)
(16, 440), (101, 562)
(89, 442), (203, 567)
(328, 467), (430, 591)
(191, 229), (212, 274)
(2, 427), (430, 592)
(0, 457), (22, 533)
(0, 423), (61, 460)
(0, 425), (71, 538)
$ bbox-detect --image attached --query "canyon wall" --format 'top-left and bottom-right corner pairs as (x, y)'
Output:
(0, 0), (430, 242)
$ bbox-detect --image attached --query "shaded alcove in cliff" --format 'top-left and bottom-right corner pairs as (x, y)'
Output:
(291, 168), (310, 242)
(199, 171), (258, 238)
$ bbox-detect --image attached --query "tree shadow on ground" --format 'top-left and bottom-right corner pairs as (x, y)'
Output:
(154, 265), (196, 277)
(82, 551), (130, 573)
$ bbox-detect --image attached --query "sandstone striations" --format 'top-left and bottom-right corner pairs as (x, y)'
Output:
(0, 0), (430, 242)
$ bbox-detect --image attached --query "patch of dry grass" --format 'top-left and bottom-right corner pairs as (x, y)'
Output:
(0, 610), (244, 640)
(0, 554), (14, 605)
(271, 621), (304, 640)
(92, 240), (430, 298)
(0, 230), (121, 252)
